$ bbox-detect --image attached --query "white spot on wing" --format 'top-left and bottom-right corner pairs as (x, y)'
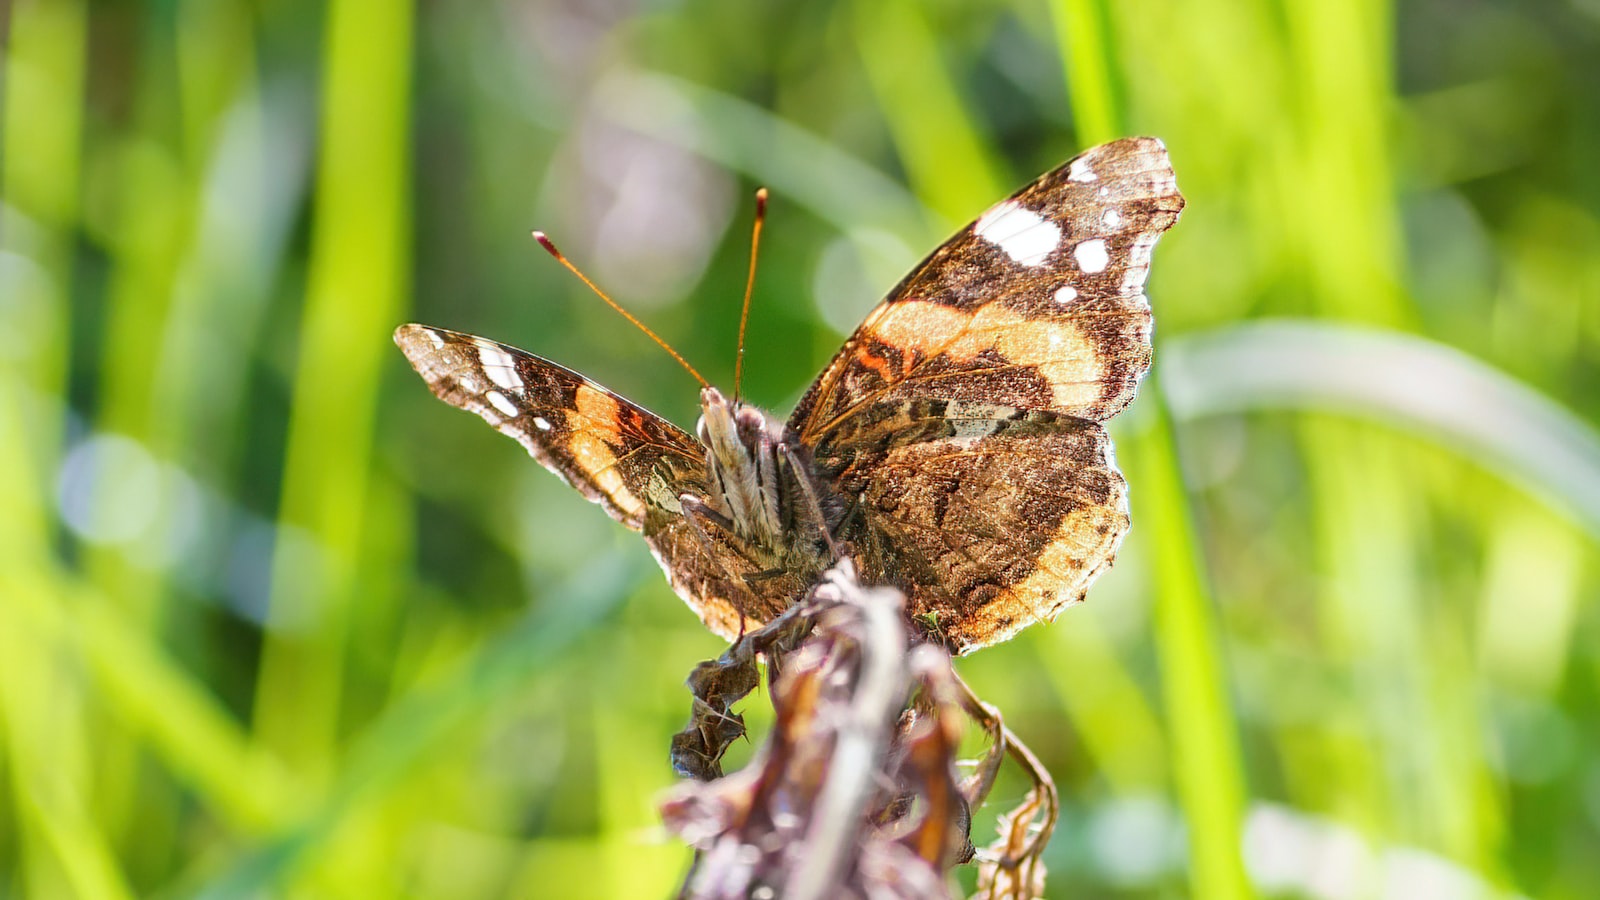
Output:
(1103, 209), (1122, 229)
(486, 390), (519, 418)
(476, 344), (522, 391)
(1069, 157), (1097, 182)
(426, 329), (446, 349)
(1053, 285), (1079, 305)
(532, 416), (552, 431)
(1074, 239), (1110, 274)
(973, 200), (1060, 267)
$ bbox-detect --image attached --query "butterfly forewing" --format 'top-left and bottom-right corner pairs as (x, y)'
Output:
(790, 137), (1182, 444)
(394, 325), (705, 530)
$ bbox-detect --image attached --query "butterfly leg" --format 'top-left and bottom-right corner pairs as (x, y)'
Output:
(679, 493), (788, 626)
(779, 443), (844, 564)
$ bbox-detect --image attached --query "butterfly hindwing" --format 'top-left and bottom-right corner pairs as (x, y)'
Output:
(814, 400), (1127, 652)
(791, 137), (1182, 443)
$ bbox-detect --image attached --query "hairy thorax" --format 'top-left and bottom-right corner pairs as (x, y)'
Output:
(686, 388), (838, 621)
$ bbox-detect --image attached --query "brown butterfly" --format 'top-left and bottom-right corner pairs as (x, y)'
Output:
(396, 137), (1183, 654)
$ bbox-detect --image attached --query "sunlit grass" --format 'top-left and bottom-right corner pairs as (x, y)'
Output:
(254, 0), (416, 778)
(3, 0), (1598, 897)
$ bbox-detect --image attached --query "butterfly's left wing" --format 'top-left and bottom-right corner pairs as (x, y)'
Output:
(396, 325), (761, 639)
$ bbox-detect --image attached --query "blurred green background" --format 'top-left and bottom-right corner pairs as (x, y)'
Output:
(4, 0), (1599, 897)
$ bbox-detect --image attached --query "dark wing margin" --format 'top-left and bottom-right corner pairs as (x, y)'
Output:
(791, 137), (1183, 442)
(394, 324), (705, 531)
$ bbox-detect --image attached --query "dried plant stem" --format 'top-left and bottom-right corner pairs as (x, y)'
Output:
(663, 560), (1061, 900)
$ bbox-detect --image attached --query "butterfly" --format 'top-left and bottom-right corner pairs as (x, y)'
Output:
(396, 137), (1183, 654)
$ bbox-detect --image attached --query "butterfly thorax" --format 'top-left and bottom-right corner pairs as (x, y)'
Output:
(692, 385), (841, 587)
(663, 387), (837, 632)
(696, 387), (789, 552)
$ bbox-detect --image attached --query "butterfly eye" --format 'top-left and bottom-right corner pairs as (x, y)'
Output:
(735, 406), (777, 444)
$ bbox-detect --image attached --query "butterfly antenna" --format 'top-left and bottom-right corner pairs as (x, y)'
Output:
(732, 188), (767, 402)
(532, 231), (709, 388)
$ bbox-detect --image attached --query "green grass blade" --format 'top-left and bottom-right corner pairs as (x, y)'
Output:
(253, 0), (416, 767)
(1049, 0), (1118, 143)
(1279, 0), (1509, 878)
(1064, 3), (1257, 894)
(0, 576), (135, 900)
(195, 554), (641, 897)
(850, 0), (1007, 222)
(597, 71), (932, 243)
(1163, 322), (1600, 540)
(1122, 391), (1256, 898)
(0, 0), (86, 552)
